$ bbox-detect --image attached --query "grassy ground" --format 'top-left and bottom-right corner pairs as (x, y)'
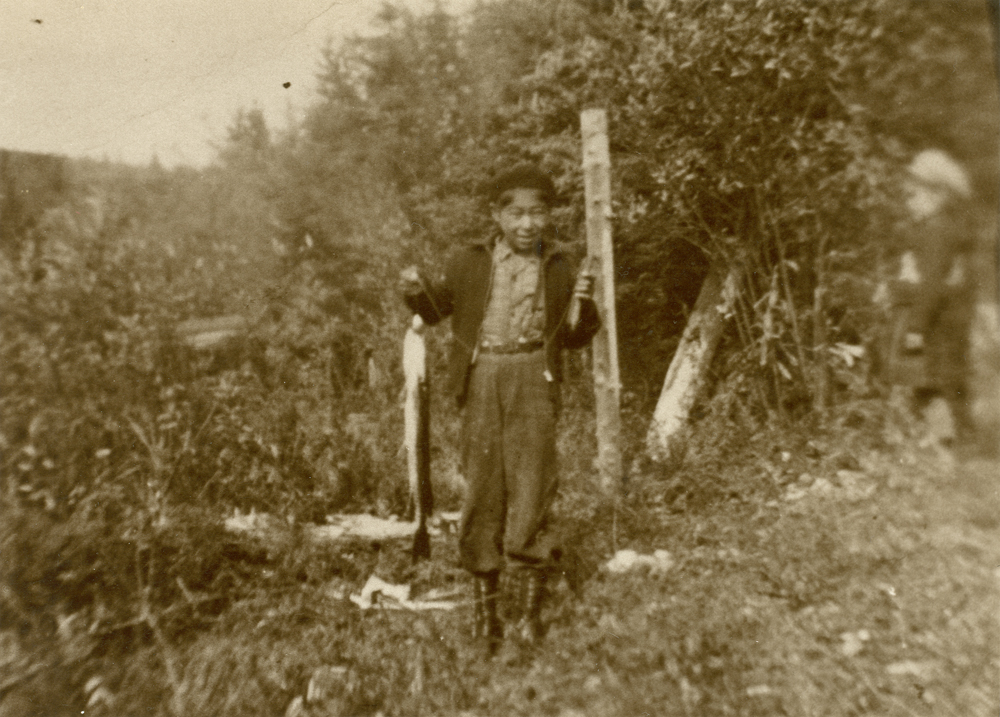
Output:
(9, 422), (995, 717)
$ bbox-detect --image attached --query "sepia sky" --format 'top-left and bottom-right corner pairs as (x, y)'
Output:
(2, 0), (470, 167)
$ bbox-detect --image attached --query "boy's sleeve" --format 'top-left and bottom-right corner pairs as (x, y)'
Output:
(403, 251), (458, 325)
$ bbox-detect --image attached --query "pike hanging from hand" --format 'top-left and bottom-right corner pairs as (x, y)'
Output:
(403, 314), (433, 561)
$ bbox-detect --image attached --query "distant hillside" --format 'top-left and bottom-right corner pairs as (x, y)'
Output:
(0, 148), (71, 250)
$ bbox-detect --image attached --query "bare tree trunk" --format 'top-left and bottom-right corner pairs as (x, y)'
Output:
(646, 266), (735, 462)
(581, 109), (623, 491)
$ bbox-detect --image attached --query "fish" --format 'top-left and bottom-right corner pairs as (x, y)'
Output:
(403, 314), (433, 561)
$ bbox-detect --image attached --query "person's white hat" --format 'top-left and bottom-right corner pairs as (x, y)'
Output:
(907, 149), (972, 198)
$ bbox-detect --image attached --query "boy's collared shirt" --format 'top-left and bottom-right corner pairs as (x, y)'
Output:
(402, 235), (600, 403)
(479, 239), (545, 348)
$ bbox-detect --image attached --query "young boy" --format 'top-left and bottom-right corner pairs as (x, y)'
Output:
(885, 149), (976, 446)
(399, 164), (599, 654)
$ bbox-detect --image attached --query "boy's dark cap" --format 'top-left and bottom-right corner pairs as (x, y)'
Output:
(485, 163), (558, 204)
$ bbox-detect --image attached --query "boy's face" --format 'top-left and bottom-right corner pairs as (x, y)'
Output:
(492, 188), (551, 254)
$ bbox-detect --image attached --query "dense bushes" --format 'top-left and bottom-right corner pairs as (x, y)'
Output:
(1, 0), (996, 713)
(299, 0), (996, 415)
(0, 153), (416, 711)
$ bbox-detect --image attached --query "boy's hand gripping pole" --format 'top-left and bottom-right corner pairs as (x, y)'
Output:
(567, 256), (598, 329)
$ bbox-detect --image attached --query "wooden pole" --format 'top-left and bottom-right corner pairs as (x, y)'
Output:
(581, 108), (623, 490)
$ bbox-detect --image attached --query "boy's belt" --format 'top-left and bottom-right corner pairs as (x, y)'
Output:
(479, 339), (544, 355)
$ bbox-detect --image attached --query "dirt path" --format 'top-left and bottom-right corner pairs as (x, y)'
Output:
(450, 449), (1000, 716)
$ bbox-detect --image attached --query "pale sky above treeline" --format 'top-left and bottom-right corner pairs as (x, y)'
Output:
(2, 0), (472, 167)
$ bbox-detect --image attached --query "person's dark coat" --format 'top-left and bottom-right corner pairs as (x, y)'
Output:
(887, 208), (974, 392)
(404, 237), (600, 404)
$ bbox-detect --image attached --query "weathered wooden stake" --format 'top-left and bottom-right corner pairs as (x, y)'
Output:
(581, 108), (623, 490)
(646, 266), (736, 461)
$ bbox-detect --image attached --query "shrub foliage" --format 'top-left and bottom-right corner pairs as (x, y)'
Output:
(0, 0), (996, 713)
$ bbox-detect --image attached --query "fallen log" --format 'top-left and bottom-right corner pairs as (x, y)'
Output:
(175, 314), (249, 350)
(646, 265), (736, 462)
(171, 314), (273, 383)
(224, 510), (461, 546)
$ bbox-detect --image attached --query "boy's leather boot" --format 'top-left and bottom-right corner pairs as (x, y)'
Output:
(471, 571), (502, 654)
(499, 567), (546, 665)
(516, 567), (546, 644)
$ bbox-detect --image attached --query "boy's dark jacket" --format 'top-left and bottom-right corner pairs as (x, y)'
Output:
(404, 236), (600, 404)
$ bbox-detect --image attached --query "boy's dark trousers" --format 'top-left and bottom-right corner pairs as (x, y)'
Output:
(458, 349), (561, 575)
(460, 350), (558, 649)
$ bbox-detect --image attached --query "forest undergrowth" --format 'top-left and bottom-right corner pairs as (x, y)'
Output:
(3, 389), (997, 717)
(2, 2), (997, 715)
